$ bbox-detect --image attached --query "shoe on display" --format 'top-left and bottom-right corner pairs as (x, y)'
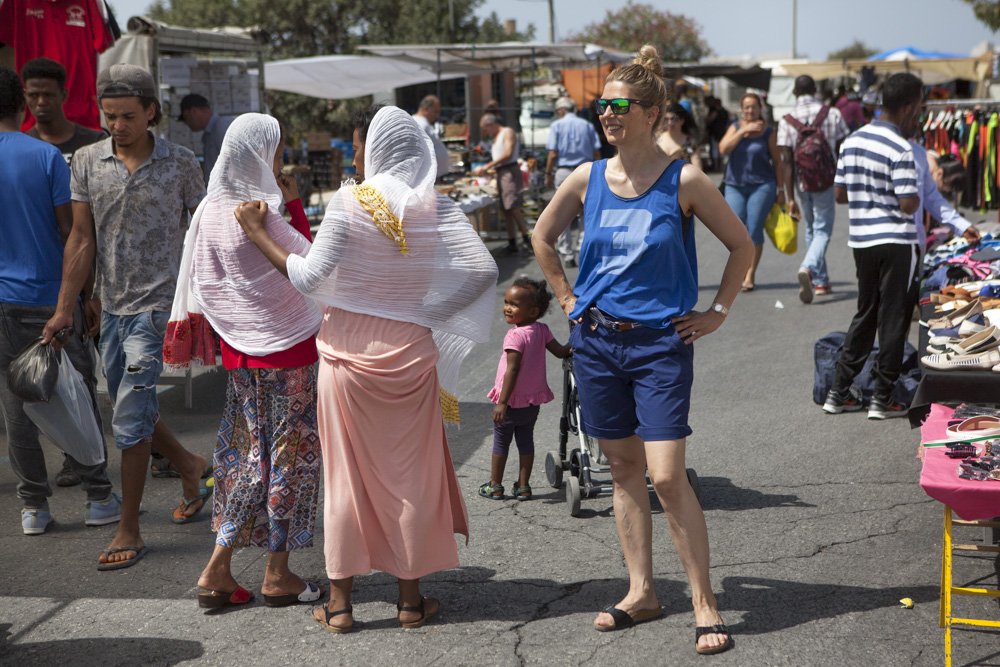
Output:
(929, 314), (987, 341)
(21, 508), (54, 535)
(822, 385), (864, 414)
(868, 396), (908, 420)
(797, 268), (814, 304)
(927, 298), (983, 329)
(55, 459), (82, 487)
(922, 348), (1000, 371)
(85, 492), (123, 526)
(943, 325), (1000, 356)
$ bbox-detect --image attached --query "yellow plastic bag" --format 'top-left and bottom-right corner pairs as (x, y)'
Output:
(764, 203), (797, 254)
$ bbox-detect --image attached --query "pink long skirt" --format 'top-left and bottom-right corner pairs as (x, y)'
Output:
(316, 307), (469, 580)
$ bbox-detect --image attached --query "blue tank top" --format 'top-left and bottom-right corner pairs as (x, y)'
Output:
(724, 124), (775, 187)
(570, 159), (697, 329)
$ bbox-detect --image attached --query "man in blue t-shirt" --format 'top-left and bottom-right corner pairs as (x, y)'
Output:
(0, 67), (119, 536)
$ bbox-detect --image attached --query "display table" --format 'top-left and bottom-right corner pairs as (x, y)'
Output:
(909, 303), (1000, 426)
(918, 405), (1000, 666)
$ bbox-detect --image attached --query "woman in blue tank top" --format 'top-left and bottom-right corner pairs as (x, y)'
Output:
(532, 44), (753, 656)
(719, 92), (787, 291)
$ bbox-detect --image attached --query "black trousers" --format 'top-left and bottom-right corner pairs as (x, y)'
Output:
(833, 243), (918, 400)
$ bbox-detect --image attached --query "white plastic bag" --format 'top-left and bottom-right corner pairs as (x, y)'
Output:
(24, 349), (105, 466)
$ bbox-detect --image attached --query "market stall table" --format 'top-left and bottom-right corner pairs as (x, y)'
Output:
(919, 405), (1000, 666)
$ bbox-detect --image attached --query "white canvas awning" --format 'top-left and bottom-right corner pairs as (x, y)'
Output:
(264, 55), (465, 99)
(359, 42), (631, 70)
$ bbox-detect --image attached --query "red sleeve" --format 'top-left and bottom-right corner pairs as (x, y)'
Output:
(88, 0), (115, 52)
(0, 0), (15, 44)
(284, 198), (312, 241)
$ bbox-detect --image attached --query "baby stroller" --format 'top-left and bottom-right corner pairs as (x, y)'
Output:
(544, 354), (701, 516)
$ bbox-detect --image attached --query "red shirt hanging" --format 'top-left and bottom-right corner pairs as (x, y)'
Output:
(0, 0), (115, 131)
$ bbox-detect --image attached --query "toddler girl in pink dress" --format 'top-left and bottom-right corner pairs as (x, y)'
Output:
(482, 277), (571, 500)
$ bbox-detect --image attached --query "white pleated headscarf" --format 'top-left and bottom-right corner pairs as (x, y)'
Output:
(286, 106), (498, 422)
(166, 113), (321, 366)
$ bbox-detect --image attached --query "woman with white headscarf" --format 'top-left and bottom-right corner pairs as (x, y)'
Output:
(165, 113), (325, 609)
(235, 106), (498, 632)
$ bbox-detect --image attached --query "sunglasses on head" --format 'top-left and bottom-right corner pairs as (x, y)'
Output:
(595, 98), (651, 115)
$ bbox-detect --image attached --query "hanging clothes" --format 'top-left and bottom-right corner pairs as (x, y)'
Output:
(0, 0), (117, 131)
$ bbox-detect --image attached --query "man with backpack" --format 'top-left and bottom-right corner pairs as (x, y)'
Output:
(778, 75), (850, 304)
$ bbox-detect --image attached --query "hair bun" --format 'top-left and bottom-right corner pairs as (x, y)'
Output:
(633, 44), (663, 77)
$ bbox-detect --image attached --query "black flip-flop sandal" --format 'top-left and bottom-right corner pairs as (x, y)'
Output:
(314, 604), (356, 633)
(397, 596), (439, 629)
(695, 623), (733, 655)
(594, 604), (663, 632)
(171, 486), (213, 524)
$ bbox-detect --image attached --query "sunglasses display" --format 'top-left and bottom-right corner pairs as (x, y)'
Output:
(595, 98), (650, 115)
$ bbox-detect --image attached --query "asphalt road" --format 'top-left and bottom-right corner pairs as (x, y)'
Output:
(1, 187), (998, 666)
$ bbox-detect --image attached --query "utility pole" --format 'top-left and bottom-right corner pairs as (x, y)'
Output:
(791, 0), (797, 58)
(548, 0), (555, 43)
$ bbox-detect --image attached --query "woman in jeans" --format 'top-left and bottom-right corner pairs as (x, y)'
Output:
(719, 92), (786, 291)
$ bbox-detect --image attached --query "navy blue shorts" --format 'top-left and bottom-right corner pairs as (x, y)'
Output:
(569, 315), (693, 442)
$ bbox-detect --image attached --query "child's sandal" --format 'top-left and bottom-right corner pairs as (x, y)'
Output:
(478, 482), (504, 500)
(513, 485), (532, 501)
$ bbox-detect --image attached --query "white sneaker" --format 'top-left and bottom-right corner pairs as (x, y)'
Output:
(21, 509), (54, 535)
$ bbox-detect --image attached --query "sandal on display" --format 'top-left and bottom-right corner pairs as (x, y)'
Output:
(593, 605), (663, 632)
(478, 482), (504, 500)
(397, 596), (439, 629)
(171, 486), (213, 524)
(513, 484), (532, 501)
(695, 623), (733, 655)
(313, 604), (357, 634)
(198, 585), (254, 609)
(97, 545), (149, 571)
(263, 581), (325, 608)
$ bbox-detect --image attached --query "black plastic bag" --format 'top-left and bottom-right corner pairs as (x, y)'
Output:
(7, 332), (68, 403)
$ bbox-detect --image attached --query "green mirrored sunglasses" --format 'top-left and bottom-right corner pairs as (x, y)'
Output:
(595, 98), (651, 115)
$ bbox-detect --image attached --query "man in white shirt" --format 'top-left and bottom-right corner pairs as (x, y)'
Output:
(412, 95), (450, 179)
(545, 97), (600, 267)
(777, 75), (850, 303)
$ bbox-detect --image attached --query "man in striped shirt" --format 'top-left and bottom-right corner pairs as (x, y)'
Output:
(823, 73), (923, 420)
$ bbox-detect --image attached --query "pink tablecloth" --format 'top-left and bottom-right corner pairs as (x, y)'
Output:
(920, 448), (1000, 521)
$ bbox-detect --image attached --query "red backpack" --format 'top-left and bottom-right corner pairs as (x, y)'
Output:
(783, 106), (836, 192)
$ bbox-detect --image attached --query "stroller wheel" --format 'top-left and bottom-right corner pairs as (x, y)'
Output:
(566, 475), (581, 516)
(545, 450), (563, 488)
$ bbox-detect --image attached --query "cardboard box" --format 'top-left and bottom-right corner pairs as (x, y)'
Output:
(159, 57), (196, 87)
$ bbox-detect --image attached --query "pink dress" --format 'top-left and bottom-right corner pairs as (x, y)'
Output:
(316, 307), (469, 580)
(488, 322), (555, 407)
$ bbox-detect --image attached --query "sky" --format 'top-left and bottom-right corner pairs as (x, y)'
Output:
(108, 0), (997, 61)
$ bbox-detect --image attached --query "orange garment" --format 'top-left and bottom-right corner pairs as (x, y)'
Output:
(316, 307), (469, 580)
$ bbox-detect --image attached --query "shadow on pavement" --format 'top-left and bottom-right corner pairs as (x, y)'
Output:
(0, 623), (203, 666)
(695, 477), (815, 511)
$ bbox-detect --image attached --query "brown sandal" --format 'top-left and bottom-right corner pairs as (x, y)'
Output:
(397, 596), (439, 629)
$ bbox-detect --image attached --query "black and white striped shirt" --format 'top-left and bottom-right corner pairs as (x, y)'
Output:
(834, 120), (918, 248)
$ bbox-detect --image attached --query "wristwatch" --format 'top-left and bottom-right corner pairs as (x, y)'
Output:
(710, 302), (729, 316)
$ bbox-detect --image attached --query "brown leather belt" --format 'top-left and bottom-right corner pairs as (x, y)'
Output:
(588, 307), (643, 331)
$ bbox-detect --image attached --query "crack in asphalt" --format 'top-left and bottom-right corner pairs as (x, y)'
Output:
(511, 581), (583, 665)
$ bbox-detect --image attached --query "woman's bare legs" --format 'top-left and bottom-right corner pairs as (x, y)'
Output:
(398, 578), (439, 624)
(312, 577), (354, 629)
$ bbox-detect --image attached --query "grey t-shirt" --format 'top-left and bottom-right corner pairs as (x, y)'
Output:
(71, 135), (206, 315)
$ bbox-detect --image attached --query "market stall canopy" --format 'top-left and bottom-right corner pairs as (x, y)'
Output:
(868, 46), (965, 61)
(780, 55), (990, 85)
(661, 62), (772, 91)
(264, 55), (465, 99)
(359, 42), (632, 70)
(122, 16), (261, 53)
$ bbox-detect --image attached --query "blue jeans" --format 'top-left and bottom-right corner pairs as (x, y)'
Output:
(724, 180), (776, 246)
(98, 310), (169, 450)
(797, 186), (836, 287)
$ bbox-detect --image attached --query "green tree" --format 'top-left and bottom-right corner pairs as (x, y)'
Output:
(147, 0), (534, 135)
(827, 39), (878, 61)
(568, 1), (712, 62)
(961, 0), (1000, 32)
